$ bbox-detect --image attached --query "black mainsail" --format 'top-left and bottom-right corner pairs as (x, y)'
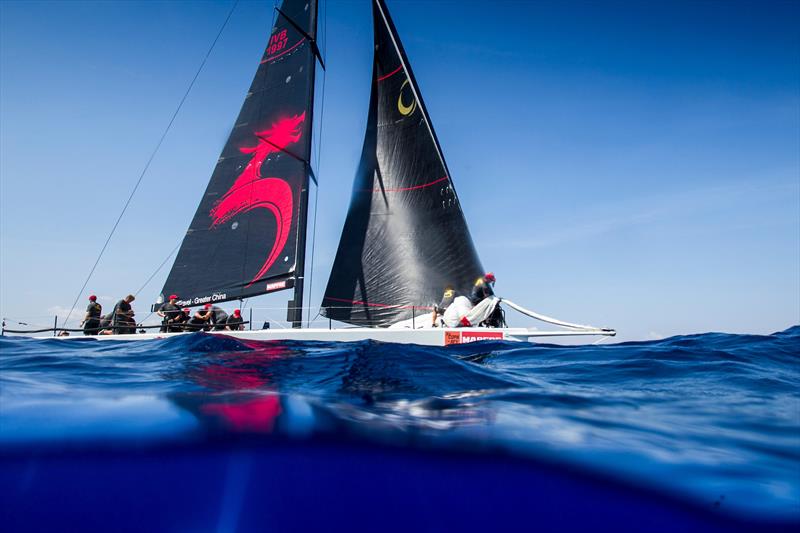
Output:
(158, 0), (320, 326)
(321, 0), (484, 327)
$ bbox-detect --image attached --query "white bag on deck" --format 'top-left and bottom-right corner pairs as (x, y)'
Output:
(443, 296), (499, 328)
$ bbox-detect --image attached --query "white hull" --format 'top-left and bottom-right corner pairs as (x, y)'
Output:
(61, 327), (614, 346)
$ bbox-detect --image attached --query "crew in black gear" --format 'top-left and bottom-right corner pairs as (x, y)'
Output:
(112, 294), (136, 335)
(97, 314), (113, 334)
(186, 308), (211, 332)
(82, 295), (102, 335)
(469, 272), (496, 305)
(157, 294), (183, 332)
(226, 309), (244, 331)
(431, 287), (456, 327)
(177, 308), (192, 331)
(200, 304), (229, 331)
(438, 287), (456, 311)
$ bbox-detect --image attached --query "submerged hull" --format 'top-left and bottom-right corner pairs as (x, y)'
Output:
(62, 327), (613, 345)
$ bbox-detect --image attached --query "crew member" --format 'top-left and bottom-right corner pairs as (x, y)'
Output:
(431, 286), (456, 327)
(470, 272), (496, 305)
(226, 309), (244, 331)
(112, 294), (136, 335)
(186, 307), (211, 331)
(200, 303), (229, 331)
(81, 295), (102, 336)
(178, 308), (192, 331)
(97, 314), (113, 335)
(157, 294), (182, 332)
(444, 272), (500, 328)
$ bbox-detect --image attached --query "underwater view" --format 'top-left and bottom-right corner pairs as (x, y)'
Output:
(1, 327), (798, 531)
(2, 0), (798, 530)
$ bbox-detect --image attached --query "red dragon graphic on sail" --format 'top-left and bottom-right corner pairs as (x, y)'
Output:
(209, 112), (305, 286)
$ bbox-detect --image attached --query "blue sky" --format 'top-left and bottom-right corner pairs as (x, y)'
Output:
(1, 0), (798, 341)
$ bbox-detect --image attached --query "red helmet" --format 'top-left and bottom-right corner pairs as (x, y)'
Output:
(168, 294), (178, 300)
(88, 295), (97, 301)
(182, 308), (190, 313)
(484, 272), (496, 283)
(233, 309), (241, 316)
(203, 303), (212, 309)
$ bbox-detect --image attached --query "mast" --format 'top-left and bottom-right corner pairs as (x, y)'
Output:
(286, 2), (322, 328)
(287, 0), (320, 329)
(287, 165), (310, 328)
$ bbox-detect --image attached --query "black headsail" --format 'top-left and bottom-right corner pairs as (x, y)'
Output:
(321, 0), (484, 327)
(157, 0), (319, 325)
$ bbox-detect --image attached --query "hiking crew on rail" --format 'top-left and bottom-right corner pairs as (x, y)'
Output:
(81, 295), (102, 335)
(78, 293), (246, 335)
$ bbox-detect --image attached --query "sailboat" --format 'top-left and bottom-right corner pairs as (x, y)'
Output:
(71, 0), (615, 345)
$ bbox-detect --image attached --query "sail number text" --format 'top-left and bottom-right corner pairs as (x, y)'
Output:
(267, 30), (289, 56)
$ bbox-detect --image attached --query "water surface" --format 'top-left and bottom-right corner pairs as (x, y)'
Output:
(1, 327), (798, 526)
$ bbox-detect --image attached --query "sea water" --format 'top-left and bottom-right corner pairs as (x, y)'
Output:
(1, 327), (798, 531)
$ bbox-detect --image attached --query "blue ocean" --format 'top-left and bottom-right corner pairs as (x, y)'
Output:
(1, 327), (798, 532)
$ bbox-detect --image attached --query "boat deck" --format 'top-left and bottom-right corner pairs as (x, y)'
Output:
(60, 327), (614, 346)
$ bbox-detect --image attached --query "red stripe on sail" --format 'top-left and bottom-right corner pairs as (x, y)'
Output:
(325, 296), (432, 311)
(363, 176), (448, 193)
(377, 65), (403, 82)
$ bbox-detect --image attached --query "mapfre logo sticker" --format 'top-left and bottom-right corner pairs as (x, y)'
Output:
(266, 280), (287, 292)
(445, 331), (504, 345)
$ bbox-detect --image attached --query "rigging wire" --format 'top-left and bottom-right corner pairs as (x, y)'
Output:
(133, 240), (182, 298)
(62, 0), (241, 328)
(305, 0), (328, 327)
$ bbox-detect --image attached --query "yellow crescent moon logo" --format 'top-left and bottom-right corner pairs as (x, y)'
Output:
(398, 79), (417, 116)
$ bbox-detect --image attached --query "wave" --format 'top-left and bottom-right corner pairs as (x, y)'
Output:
(1, 327), (798, 521)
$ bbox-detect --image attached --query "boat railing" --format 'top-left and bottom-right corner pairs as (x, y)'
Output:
(3, 302), (613, 337)
(0, 320), (251, 336)
(0, 305), (432, 337)
(246, 305), (435, 331)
